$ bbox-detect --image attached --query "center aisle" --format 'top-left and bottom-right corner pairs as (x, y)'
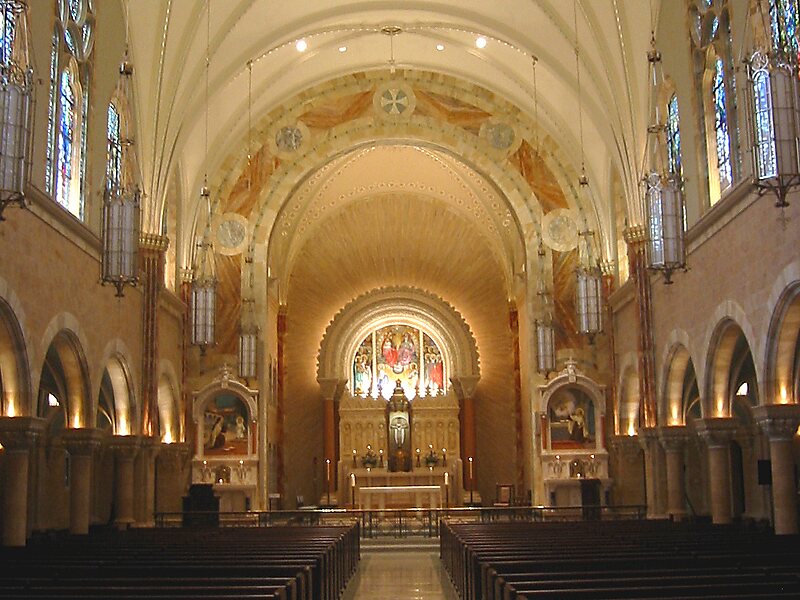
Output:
(342, 549), (458, 600)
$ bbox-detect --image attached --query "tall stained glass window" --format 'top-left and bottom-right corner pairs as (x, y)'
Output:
(351, 325), (446, 399)
(55, 69), (76, 214)
(107, 103), (122, 190)
(712, 57), (732, 193)
(0, 2), (16, 66)
(770, 0), (799, 61)
(666, 94), (682, 177)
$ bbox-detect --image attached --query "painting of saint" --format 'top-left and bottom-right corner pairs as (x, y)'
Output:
(376, 325), (419, 396)
(423, 334), (444, 391)
(352, 338), (373, 396)
(548, 387), (595, 449)
(203, 393), (250, 455)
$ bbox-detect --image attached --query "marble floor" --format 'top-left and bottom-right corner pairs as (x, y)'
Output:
(342, 550), (459, 600)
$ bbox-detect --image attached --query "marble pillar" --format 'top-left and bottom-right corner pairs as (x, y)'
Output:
(609, 435), (645, 506)
(452, 376), (479, 489)
(658, 426), (689, 521)
(109, 436), (140, 530)
(62, 428), (103, 534)
(696, 418), (737, 525)
(638, 428), (666, 518)
(753, 404), (800, 535)
(0, 417), (45, 546)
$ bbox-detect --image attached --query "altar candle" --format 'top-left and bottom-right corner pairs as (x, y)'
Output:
(350, 473), (356, 488)
(468, 456), (473, 483)
(326, 458), (331, 485)
(444, 472), (449, 485)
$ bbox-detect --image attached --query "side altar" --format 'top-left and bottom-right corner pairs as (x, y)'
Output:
(335, 381), (463, 507)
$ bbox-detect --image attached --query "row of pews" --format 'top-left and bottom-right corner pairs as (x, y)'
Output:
(441, 519), (800, 599)
(0, 523), (360, 600)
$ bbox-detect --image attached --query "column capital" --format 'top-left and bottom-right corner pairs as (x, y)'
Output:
(610, 434), (640, 453)
(139, 435), (163, 459)
(694, 418), (737, 448)
(450, 375), (480, 399)
(108, 435), (141, 459)
(139, 233), (170, 253)
(317, 378), (346, 401)
(753, 404), (800, 442)
(158, 442), (191, 469)
(62, 428), (105, 455)
(0, 416), (46, 452)
(658, 425), (690, 452)
(637, 427), (660, 451)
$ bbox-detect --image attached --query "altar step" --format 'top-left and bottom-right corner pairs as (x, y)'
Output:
(361, 537), (439, 552)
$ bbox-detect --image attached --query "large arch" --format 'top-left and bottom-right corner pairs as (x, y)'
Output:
(317, 286), (480, 385)
(0, 297), (31, 418)
(37, 328), (91, 429)
(765, 279), (800, 405)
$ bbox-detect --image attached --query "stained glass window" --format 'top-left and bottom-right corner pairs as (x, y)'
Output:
(666, 94), (682, 177)
(752, 61), (778, 179)
(46, 30), (58, 194)
(0, 2), (15, 66)
(68, 0), (82, 22)
(107, 103), (122, 190)
(55, 69), (76, 213)
(770, 0), (799, 61)
(351, 325), (445, 398)
(712, 57), (732, 193)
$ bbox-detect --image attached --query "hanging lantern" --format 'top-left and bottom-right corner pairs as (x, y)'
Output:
(102, 62), (140, 296)
(748, 48), (800, 207)
(575, 231), (603, 339)
(191, 188), (217, 350)
(642, 38), (686, 284)
(239, 296), (258, 379)
(535, 317), (555, 374)
(0, 1), (33, 220)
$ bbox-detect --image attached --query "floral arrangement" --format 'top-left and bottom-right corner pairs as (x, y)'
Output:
(424, 447), (439, 467)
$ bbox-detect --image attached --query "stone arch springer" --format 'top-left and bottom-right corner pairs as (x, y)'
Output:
(316, 287), (480, 391)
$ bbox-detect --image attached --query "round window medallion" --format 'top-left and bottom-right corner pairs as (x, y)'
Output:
(373, 82), (416, 118)
(542, 208), (579, 252)
(213, 213), (249, 255)
(479, 118), (522, 156)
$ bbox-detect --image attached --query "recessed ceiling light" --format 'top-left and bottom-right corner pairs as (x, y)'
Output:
(476, 36), (487, 49)
(436, 43), (445, 51)
(296, 39), (307, 52)
(338, 46), (347, 53)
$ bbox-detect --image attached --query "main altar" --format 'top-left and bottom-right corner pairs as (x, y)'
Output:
(335, 380), (464, 508)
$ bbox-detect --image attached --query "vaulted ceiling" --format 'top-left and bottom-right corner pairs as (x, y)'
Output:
(125, 1), (656, 239)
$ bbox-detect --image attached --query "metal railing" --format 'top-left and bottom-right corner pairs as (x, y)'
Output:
(155, 504), (647, 538)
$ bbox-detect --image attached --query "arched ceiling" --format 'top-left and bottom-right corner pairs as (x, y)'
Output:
(271, 144), (524, 291)
(125, 1), (657, 233)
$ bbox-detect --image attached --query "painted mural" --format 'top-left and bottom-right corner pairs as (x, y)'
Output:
(351, 325), (445, 398)
(203, 393), (250, 455)
(548, 386), (595, 449)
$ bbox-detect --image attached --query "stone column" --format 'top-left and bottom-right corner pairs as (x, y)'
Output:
(753, 404), (800, 535)
(134, 437), (161, 527)
(609, 435), (645, 507)
(62, 428), (103, 534)
(140, 234), (169, 437)
(318, 378), (344, 498)
(696, 418), (737, 525)
(659, 426), (689, 521)
(638, 428), (666, 518)
(0, 417), (45, 546)
(157, 442), (190, 516)
(452, 375), (480, 490)
(624, 226), (657, 428)
(109, 436), (140, 530)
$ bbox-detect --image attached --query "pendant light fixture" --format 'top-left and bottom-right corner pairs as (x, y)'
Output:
(238, 60), (257, 380)
(535, 244), (556, 375)
(748, 0), (800, 209)
(102, 6), (140, 296)
(0, 1), (33, 220)
(191, 0), (217, 351)
(642, 21), (686, 284)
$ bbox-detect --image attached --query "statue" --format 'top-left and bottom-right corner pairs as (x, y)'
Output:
(386, 380), (412, 471)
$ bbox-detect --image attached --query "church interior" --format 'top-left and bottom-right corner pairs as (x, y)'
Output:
(1, 0), (800, 597)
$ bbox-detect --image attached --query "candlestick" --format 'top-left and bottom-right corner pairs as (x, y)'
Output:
(379, 448), (384, 468)
(468, 456), (474, 505)
(442, 448), (447, 466)
(350, 473), (356, 507)
(444, 472), (449, 507)
(416, 448), (421, 468)
(352, 449), (357, 467)
(325, 458), (331, 506)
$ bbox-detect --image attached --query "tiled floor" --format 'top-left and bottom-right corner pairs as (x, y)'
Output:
(342, 550), (459, 599)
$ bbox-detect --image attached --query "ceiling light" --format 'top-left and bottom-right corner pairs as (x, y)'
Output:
(476, 36), (487, 49)
(436, 43), (445, 51)
(296, 39), (307, 52)
(338, 46), (347, 53)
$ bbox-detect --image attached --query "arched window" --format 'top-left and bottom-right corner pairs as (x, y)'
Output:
(351, 324), (446, 399)
(45, 0), (94, 220)
(666, 94), (682, 177)
(107, 102), (122, 190)
(712, 57), (732, 195)
(55, 68), (77, 213)
(0, 3), (16, 67)
(770, 0), (799, 61)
